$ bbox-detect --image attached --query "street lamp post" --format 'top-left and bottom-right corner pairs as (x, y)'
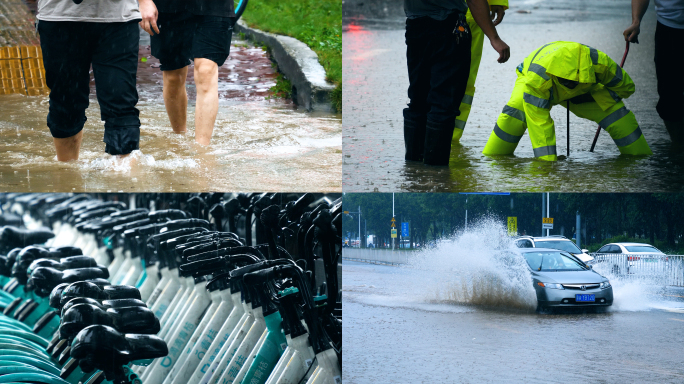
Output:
(345, 207), (362, 247)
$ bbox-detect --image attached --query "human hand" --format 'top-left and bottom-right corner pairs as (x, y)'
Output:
(623, 22), (640, 43)
(490, 37), (510, 63)
(139, 0), (160, 36)
(490, 5), (505, 26)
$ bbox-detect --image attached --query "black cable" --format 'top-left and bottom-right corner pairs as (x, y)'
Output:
(297, 356), (317, 384)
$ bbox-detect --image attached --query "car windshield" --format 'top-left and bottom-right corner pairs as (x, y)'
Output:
(522, 251), (587, 271)
(534, 240), (582, 254)
(624, 245), (662, 253)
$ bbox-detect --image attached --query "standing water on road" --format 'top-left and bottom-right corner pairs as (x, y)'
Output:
(343, 221), (684, 382)
(0, 39), (341, 192)
(343, 0), (684, 191)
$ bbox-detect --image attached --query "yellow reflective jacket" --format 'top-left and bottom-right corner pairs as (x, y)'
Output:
(487, 0), (509, 9)
(519, 41), (635, 112)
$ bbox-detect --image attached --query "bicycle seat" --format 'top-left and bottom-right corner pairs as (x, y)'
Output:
(29, 266), (110, 295)
(148, 209), (188, 222)
(60, 304), (160, 341)
(59, 281), (141, 306)
(28, 256), (98, 276)
(70, 325), (168, 376)
(0, 226), (55, 248)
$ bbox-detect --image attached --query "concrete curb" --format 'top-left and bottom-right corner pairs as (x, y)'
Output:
(235, 19), (336, 112)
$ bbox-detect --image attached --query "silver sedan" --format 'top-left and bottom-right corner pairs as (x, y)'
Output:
(519, 248), (613, 309)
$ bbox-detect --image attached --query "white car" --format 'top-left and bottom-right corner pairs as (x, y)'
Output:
(514, 235), (594, 263)
(595, 242), (667, 275)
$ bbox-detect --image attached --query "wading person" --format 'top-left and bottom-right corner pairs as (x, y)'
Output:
(482, 41), (652, 161)
(37, 0), (142, 161)
(139, 0), (236, 145)
(453, 0), (508, 143)
(623, 0), (684, 143)
(403, 0), (510, 166)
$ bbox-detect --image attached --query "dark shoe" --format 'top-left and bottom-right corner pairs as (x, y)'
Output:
(423, 120), (455, 166)
(664, 119), (684, 144)
(404, 116), (426, 161)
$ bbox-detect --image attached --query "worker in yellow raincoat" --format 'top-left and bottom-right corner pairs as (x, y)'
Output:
(482, 41), (652, 161)
(453, 0), (508, 142)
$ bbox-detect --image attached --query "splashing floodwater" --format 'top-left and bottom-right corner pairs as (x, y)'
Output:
(408, 219), (538, 311)
(348, 218), (680, 314)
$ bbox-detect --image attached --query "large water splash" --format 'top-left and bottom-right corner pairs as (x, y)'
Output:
(406, 218), (538, 311)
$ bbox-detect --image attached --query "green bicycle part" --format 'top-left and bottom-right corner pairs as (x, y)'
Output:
(0, 329), (49, 348)
(0, 343), (50, 359)
(0, 365), (50, 376)
(241, 311), (287, 384)
(0, 336), (48, 356)
(0, 355), (61, 376)
(0, 349), (57, 365)
(0, 372), (71, 384)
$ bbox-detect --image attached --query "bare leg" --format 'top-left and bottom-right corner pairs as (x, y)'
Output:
(53, 131), (83, 161)
(193, 58), (219, 145)
(163, 66), (189, 134)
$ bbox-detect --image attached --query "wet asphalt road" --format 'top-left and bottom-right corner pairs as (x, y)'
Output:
(342, 0), (684, 192)
(343, 260), (684, 383)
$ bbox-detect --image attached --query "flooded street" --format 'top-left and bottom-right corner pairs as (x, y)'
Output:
(0, 38), (341, 192)
(343, 222), (684, 383)
(343, 255), (684, 383)
(342, 0), (684, 192)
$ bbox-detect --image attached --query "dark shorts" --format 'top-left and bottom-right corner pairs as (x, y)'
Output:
(150, 13), (235, 71)
(38, 20), (141, 156)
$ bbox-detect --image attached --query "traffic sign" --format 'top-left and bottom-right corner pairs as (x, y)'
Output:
(391, 228), (397, 238)
(401, 222), (409, 237)
(507, 217), (517, 236)
(542, 217), (554, 229)
(391, 217), (396, 228)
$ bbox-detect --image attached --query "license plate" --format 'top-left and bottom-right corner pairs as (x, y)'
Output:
(576, 294), (595, 302)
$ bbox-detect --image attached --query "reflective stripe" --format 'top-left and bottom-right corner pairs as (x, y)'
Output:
(606, 66), (623, 87)
(523, 92), (551, 109)
(530, 43), (552, 63)
(599, 107), (630, 128)
(502, 105), (526, 122)
(613, 127), (643, 147)
(608, 89), (622, 103)
(461, 94), (474, 105)
(581, 43), (600, 65)
(455, 119), (466, 129)
(527, 63), (550, 81)
(533, 145), (557, 157)
(493, 123), (523, 143)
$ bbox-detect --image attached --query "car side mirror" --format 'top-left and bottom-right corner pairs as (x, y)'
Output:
(582, 249), (589, 253)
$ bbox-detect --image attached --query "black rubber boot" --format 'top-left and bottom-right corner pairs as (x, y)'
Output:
(423, 120), (455, 166)
(664, 119), (684, 145)
(404, 116), (427, 161)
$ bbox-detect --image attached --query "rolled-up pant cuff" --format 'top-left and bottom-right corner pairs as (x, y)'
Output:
(47, 115), (86, 139)
(104, 125), (140, 155)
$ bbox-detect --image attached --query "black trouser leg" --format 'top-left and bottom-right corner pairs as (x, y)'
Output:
(654, 21), (684, 123)
(92, 20), (141, 156)
(404, 12), (470, 165)
(39, 21), (94, 139)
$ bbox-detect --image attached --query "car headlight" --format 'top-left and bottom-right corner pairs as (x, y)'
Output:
(537, 282), (564, 289)
(600, 281), (611, 289)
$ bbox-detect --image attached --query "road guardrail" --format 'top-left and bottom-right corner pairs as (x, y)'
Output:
(591, 253), (684, 287)
(342, 248), (415, 265)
